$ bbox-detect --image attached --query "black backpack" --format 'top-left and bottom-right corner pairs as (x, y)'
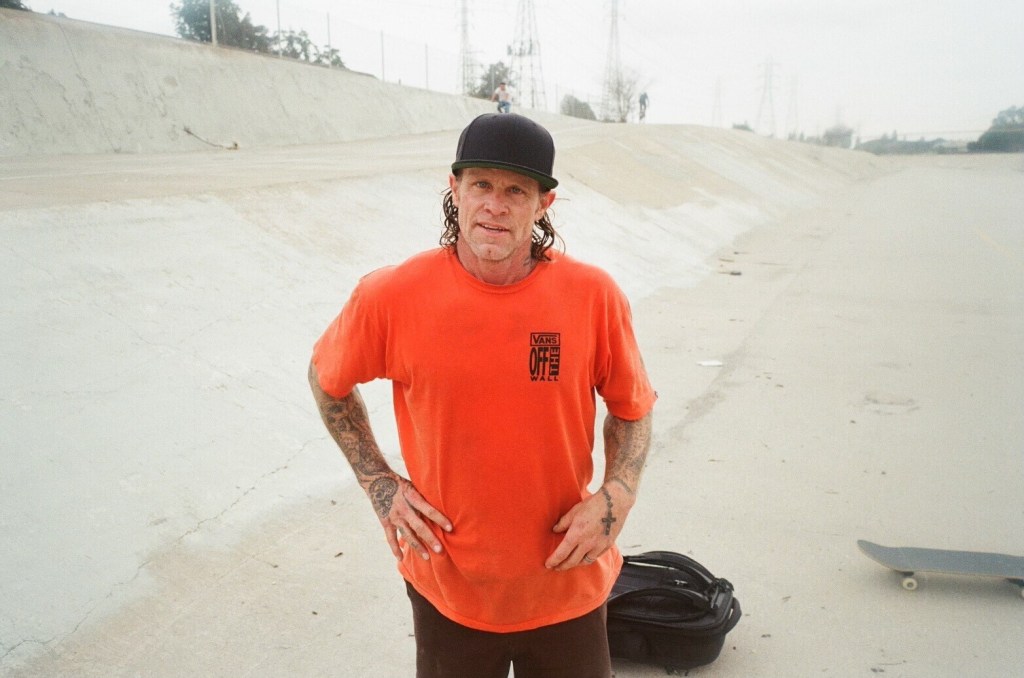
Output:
(606, 551), (742, 673)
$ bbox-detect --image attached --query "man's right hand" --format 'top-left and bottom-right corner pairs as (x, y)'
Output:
(309, 362), (453, 561)
(370, 474), (453, 561)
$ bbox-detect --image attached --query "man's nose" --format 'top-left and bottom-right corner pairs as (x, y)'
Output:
(484, 193), (510, 214)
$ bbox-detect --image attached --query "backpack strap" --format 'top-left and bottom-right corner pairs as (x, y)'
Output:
(622, 551), (727, 591)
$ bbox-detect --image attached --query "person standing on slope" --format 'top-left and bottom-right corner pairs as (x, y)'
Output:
(309, 112), (656, 678)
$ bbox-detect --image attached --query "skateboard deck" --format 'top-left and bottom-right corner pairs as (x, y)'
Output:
(857, 540), (1024, 598)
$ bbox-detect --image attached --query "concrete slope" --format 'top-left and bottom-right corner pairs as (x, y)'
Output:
(0, 9), (503, 156)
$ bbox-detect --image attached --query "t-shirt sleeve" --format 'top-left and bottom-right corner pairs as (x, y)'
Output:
(595, 282), (657, 421)
(311, 275), (388, 398)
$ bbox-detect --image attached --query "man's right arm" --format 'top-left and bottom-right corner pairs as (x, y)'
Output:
(308, 360), (451, 559)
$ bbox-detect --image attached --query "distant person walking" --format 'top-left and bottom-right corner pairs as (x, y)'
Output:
(492, 81), (512, 113)
(638, 92), (649, 122)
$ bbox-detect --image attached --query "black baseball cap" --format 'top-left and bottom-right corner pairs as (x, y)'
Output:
(452, 113), (558, 190)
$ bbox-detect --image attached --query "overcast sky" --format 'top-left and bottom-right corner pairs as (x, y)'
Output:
(34, 0), (1024, 140)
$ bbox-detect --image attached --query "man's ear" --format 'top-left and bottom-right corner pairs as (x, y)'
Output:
(538, 190), (556, 215)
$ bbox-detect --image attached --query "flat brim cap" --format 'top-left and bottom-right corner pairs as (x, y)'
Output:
(452, 113), (558, 189)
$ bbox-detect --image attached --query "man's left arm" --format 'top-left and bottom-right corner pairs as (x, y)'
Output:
(545, 411), (653, 571)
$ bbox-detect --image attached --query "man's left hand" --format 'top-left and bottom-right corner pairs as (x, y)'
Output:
(544, 482), (634, 571)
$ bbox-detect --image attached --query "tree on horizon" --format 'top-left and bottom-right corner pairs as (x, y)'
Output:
(170, 0), (344, 68)
(971, 105), (1024, 152)
(602, 69), (639, 123)
(171, 0), (271, 51)
(561, 94), (597, 120)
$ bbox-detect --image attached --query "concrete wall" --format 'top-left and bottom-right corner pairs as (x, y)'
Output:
(0, 9), (499, 156)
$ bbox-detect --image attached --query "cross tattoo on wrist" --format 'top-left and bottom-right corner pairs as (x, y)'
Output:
(599, 486), (617, 535)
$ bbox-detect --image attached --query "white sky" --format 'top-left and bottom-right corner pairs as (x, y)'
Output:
(33, 0), (1024, 140)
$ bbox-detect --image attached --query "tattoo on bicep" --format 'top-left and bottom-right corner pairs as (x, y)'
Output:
(368, 476), (398, 519)
(599, 486), (617, 536)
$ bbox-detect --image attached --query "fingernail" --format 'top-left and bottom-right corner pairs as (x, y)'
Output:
(433, 544), (442, 553)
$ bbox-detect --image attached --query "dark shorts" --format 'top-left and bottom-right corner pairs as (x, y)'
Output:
(406, 582), (612, 678)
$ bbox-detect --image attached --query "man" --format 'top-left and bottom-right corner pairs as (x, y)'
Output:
(309, 113), (655, 678)
(491, 81), (512, 113)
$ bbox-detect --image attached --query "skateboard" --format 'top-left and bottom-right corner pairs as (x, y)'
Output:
(857, 540), (1024, 598)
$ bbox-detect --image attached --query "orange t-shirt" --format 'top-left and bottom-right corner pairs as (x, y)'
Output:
(313, 248), (656, 632)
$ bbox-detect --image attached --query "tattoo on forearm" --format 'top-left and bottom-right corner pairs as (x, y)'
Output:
(316, 387), (389, 480)
(310, 365), (402, 525)
(368, 476), (398, 519)
(599, 486), (617, 536)
(604, 413), (652, 492)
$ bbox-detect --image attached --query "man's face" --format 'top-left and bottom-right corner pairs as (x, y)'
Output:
(449, 167), (555, 269)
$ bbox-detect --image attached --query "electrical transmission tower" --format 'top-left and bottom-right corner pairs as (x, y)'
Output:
(509, 0), (546, 110)
(458, 0), (476, 95)
(755, 57), (778, 137)
(600, 0), (623, 122)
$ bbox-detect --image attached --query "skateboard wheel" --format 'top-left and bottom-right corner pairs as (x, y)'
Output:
(901, 576), (918, 591)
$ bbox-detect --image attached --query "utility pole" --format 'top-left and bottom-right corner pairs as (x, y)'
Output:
(459, 0), (475, 95)
(275, 0), (281, 54)
(209, 0), (217, 46)
(600, 0), (623, 122)
(509, 0), (547, 110)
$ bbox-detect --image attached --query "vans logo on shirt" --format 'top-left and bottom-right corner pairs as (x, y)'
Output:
(529, 332), (560, 382)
